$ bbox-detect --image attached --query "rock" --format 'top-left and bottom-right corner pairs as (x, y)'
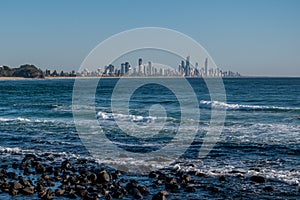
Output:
(263, 186), (274, 192)
(165, 183), (180, 192)
(138, 185), (150, 196)
(55, 189), (65, 196)
(152, 190), (169, 200)
(98, 170), (111, 183)
(149, 171), (158, 178)
(36, 164), (46, 174)
(22, 154), (37, 163)
(21, 186), (35, 195)
(207, 186), (221, 193)
(133, 187), (143, 199)
(89, 173), (97, 183)
(112, 190), (124, 199)
(12, 163), (19, 169)
(184, 186), (196, 193)
(250, 175), (266, 183)
(45, 189), (55, 200)
(111, 170), (122, 180)
(105, 194), (112, 200)
(6, 172), (17, 179)
(9, 188), (19, 196)
(61, 160), (72, 170)
(10, 181), (23, 190)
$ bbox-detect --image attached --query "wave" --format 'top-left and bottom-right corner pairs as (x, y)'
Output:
(0, 117), (53, 123)
(200, 100), (300, 112)
(97, 111), (159, 123)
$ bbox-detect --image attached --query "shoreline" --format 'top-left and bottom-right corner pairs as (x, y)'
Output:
(0, 76), (299, 81)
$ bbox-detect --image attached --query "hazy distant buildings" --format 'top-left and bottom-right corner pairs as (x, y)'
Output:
(45, 55), (241, 78)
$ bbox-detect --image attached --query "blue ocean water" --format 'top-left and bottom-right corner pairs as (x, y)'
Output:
(0, 77), (299, 199)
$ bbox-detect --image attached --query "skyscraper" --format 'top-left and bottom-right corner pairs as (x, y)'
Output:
(185, 56), (190, 77)
(204, 58), (208, 77)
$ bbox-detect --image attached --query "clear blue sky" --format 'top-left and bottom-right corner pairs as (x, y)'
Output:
(0, 0), (299, 76)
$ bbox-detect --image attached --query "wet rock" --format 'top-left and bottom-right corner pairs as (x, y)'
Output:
(111, 170), (122, 180)
(138, 185), (150, 196)
(133, 187), (143, 199)
(152, 190), (169, 200)
(149, 171), (158, 178)
(250, 175), (266, 183)
(9, 188), (19, 196)
(21, 186), (35, 195)
(98, 170), (111, 183)
(10, 181), (24, 190)
(207, 186), (221, 193)
(55, 189), (65, 196)
(89, 173), (97, 183)
(12, 162), (19, 169)
(184, 186), (196, 193)
(6, 172), (17, 179)
(165, 183), (180, 193)
(36, 164), (46, 174)
(105, 194), (112, 200)
(22, 154), (37, 163)
(61, 160), (72, 170)
(44, 189), (55, 200)
(263, 186), (274, 192)
(112, 189), (124, 199)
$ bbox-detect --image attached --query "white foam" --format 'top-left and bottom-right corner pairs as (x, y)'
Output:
(200, 100), (300, 111)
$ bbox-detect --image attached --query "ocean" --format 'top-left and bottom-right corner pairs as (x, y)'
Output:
(0, 77), (299, 199)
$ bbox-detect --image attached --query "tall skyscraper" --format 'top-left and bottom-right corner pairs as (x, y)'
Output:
(138, 58), (143, 74)
(204, 58), (208, 77)
(185, 56), (190, 76)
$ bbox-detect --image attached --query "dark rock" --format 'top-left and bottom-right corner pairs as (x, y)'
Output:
(21, 186), (35, 195)
(9, 188), (19, 196)
(44, 189), (55, 200)
(112, 189), (124, 199)
(111, 170), (122, 180)
(55, 189), (65, 196)
(36, 164), (46, 174)
(98, 170), (111, 183)
(61, 160), (72, 170)
(6, 172), (17, 179)
(133, 187), (143, 199)
(263, 186), (274, 192)
(165, 183), (180, 192)
(89, 173), (97, 182)
(105, 194), (112, 200)
(152, 190), (169, 200)
(22, 154), (37, 163)
(138, 185), (150, 195)
(149, 171), (158, 178)
(207, 186), (221, 193)
(10, 181), (23, 190)
(250, 175), (266, 183)
(12, 163), (19, 169)
(184, 186), (196, 193)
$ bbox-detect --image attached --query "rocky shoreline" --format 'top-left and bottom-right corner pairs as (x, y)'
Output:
(0, 153), (299, 199)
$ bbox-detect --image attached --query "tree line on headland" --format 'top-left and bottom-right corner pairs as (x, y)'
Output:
(0, 64), (44, 78)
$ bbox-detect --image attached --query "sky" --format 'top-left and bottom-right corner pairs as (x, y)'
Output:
(0, 0), (299, 76)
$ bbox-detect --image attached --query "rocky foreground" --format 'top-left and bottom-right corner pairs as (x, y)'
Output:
(0, 153), (299, 199)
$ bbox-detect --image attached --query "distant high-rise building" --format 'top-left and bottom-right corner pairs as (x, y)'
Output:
(204, 58), (208, 77)
(185, 56), (190, 76)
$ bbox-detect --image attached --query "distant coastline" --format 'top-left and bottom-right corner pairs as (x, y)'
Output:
(1, 76), (299, 81)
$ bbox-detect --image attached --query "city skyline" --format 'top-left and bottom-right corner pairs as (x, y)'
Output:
(0, 1), (299, 76)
